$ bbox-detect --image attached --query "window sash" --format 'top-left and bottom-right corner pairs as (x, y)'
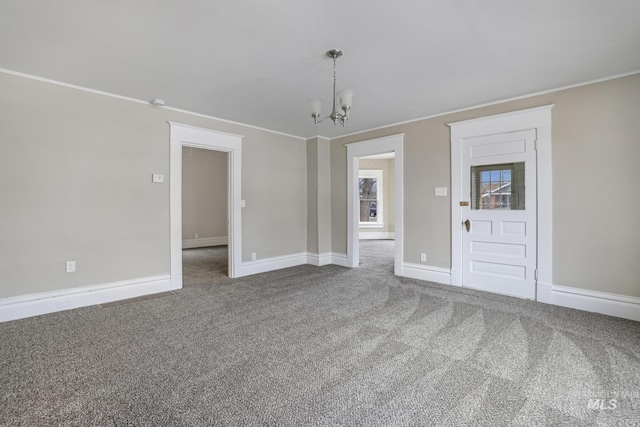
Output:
(359, 170), (383, 226)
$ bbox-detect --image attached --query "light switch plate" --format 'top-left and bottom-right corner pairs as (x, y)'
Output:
(152, 174), (165, 183)
(435, 187), (448, 197)
(66, 261), (76, 273)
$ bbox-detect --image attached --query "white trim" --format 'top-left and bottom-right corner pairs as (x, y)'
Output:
(359, 223), (384, 229)
(330, 253), (349, 267)
(182, 236), (228, 249)
(537, 281), (553, 304)
(0, 275), (171, 323)
(448, 105), (554, 295)
(546, 284), (640, 322)
(170, 123), (242, 288)
(448, 105), (553, 139)
(240, 253), (307, 277)
(0, 68), (304, 141)
(306, 252), (332, 267)
(326, 70), (640, 140)
(240, 252), (351, 273)
(346, 134), (404, 276)
(402, 263), (452, 286)
(358, 232), (395, 240)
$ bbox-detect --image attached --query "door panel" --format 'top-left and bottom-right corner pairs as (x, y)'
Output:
(461, 130), (537, 299)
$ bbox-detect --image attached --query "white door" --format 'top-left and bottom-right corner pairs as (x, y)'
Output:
(461, 129), (537, 299)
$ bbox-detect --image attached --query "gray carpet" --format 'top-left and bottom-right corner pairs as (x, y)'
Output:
(1, 240), (639, 426)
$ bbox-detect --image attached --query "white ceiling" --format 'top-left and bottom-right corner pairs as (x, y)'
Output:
(1, 1), (639, 139)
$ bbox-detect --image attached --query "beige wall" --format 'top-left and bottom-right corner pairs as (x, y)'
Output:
(332, 73), (640, 298)
(359, 158), (395, 234)
(2, 69), (638, 302)
(306, 139), (318, 253)
(0, 72), (307, 298)
(182, 147), (228, 244)
(306, 137), (331, 254)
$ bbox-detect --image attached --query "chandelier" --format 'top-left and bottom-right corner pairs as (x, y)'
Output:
(308, 49), (354, 126)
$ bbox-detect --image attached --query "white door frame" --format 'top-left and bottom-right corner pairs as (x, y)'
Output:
(346, 133), (404, 275)
(169, 122), (243, 289)
(448, 105), (553, 302)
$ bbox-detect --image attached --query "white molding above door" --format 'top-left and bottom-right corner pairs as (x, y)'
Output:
(447, 105), (554, 301)
(169, 122), (243, 288)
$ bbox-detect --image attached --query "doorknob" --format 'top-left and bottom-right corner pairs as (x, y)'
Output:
(464, 219), (471, 232)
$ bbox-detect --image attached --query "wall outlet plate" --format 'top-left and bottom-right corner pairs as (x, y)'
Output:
(152, 174), (165, 183)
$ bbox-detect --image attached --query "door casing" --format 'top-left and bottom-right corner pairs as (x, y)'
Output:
(169, 122), (243, 289)
(448, 105), (554, 302)
(346, 134), (404, 274)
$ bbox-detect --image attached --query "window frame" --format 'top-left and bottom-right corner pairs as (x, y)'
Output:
(358, 169), (384, 228)
(471, 162), (524, 211)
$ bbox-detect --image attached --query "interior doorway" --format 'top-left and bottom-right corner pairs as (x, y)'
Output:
(357, 152), (396, 273)
(169, 123), (243, 290)
(181, 147), (229, 286)
(346, 134), (404, 275)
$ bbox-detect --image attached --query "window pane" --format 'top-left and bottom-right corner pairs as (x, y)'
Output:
(360, 201), (377, 222)
(359, 177), (378, 222)
(471, 162), (524, 210)
(359, 178), (377, 200)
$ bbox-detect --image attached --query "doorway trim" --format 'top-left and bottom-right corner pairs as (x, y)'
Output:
(447, 105), (553, 301)
(346, 133), (404, 275)
(169, 122), (243, 289)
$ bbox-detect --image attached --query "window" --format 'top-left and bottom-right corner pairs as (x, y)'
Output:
(359, 170), (383, 227)
(471, 162), (525, 210)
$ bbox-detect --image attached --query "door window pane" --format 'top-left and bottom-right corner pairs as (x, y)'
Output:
(471, 162), (524, 210)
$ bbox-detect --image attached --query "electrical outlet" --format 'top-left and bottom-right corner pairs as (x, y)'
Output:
(195, 233), (199, 239)
(152, 174), (164, 183)
(251, 252), (257, 261)
(66, 261), (76, 273)
(420, 253), (427, 262)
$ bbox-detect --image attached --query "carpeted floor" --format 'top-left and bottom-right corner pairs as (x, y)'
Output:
(1, 240), (639, 426)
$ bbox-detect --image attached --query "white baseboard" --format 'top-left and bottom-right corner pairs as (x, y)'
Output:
(239, 251), (351, 277)
(359, 232), (395, 240)
(0, 275), (171, 323)
(330, 253), (349, 267)
(536, 281), (553, 304)
(402, 262), (451, 285)
(239, 252), (308, 277)
(306, 252), (332, 267)
(182, 236), (228, 249)
(546, 284), (640, 322)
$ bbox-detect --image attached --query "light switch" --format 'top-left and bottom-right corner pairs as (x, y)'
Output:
(241, 200), (246, 208)
(435, 187), (448, 197)
(152, 174), (165, 183)
(66, 261), (76, 273)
